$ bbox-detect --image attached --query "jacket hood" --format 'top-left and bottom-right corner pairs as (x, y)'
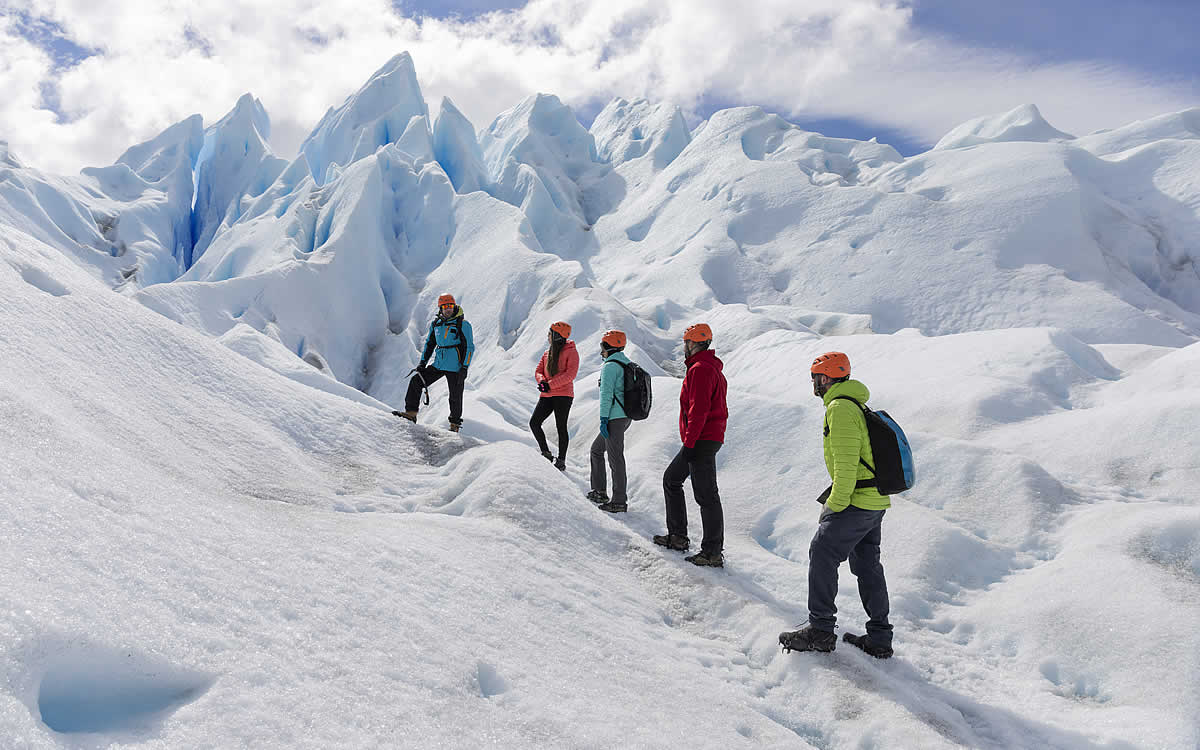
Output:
(822, 379), (870, 406)
(686, 349), (723, 370)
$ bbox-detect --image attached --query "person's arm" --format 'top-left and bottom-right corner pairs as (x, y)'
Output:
(825, 402), (864, 512)
(535, 351), (548, 382)
(598, 360), (618, 419)
(420, 323), (435, 367)
(681, 367), (714, 448)
(461, 320), (474, 368)
(547, 347), (578, 391)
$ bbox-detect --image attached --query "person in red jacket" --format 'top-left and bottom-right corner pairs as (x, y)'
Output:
(654, 323), (729, 567)
(530, 321), (579, 471)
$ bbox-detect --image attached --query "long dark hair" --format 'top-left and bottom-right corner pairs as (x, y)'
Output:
(547, 333), (566, 376)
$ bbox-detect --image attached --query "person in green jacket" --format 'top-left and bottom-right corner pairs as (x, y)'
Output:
(588, 330), (633, 513)
(779, 352), (894, 659)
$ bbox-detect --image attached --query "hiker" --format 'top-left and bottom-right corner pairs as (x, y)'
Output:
(653, 323), (728, 568)
(589, 330), (633, 513)
(779, 352), (894, 658)
(531, 321), (579, 471)
(394, 293), (474, 432)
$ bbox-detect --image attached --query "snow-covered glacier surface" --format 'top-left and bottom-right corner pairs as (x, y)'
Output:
(1, 53), (1199, 749)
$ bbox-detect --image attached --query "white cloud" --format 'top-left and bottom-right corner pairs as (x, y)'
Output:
(1, 0), (1196, 174)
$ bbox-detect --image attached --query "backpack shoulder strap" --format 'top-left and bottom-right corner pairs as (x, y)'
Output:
(827, 395), (875, 475)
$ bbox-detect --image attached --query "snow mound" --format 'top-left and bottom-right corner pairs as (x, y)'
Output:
(480, 93), (621, 256)
(300, 53), (430, 186)
(190, 94), (288, 266)
(592, 97), (692, 171)
(934, 104), (1075, 150)
(0, 116), (202, 289)
(0, 141), (21, 168)
(432, 97), (489, 194)
(1076, 108), (1200, 157)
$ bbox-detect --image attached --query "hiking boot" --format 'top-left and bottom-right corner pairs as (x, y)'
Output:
(652, 533), (690, 552)
(541, 450), (554, 462)
(393, 410), (417, 423)
(779, 625), (836, 654)
(448, 421), (462, 433)
(598, 500), (627, 513)
(554, 458), (566, 472)
(586, 490), (608, 504)
(843, 632), (893, 659)
(685, 549), (724, 567)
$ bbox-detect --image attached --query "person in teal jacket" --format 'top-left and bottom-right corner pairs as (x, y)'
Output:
(395, 293), (474, 432)
(589, 330), (633, 512)
(780, 351), (894, 659)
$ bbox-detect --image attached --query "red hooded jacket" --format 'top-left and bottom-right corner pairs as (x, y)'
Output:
(679, 349), (728, 447)
(535, 340), (579, 398)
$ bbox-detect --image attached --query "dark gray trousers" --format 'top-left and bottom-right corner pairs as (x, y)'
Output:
(808, 506), (892, 645)
(590, 418), (631, 502)
(663, 441), (723, 554)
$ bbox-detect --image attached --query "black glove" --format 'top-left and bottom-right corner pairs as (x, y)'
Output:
(815, 486), (832, 505)
(538, 380), (550, 393)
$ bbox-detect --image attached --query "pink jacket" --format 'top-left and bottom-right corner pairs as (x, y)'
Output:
(535, 340), (579, 397)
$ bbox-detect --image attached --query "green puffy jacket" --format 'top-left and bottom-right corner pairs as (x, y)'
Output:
(822, 379), (890, 513)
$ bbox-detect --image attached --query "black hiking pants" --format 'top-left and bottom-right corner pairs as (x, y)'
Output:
(808, 506), (892, 646)
(404, 366), (465, 424)
(663, 441), (723, 554)
(530, 396), (573, 459)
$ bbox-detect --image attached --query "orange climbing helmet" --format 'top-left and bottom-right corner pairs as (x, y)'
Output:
(550, 321), (572, 339)
(811, 351), (850, 379)
(601, 330), (626, 349)
(437, 293), (456, 307)
(683, 323), (713, 343)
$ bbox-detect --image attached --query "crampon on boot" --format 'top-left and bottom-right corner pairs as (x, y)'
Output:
(652, 533), (689, 551)
(842, 632), (893, 659)
(779, 625), (836, 653)
(586, 490), (608, 504)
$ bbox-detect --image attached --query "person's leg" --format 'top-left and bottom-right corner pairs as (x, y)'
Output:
(589, 431), (608, 495)
(662, 448), (691, 538)
(689, 441), (724, 554)
(847, 510), (893, 646)
(808, 507), (876, 633)
(404, 366), (443, 413)
(528, 397), (554, 454)
(446, 370), (465, 424)
(606, 418), (631, 503)
(552, 397), (573, 460)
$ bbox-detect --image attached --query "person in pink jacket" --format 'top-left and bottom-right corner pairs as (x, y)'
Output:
(531, 321), (579, 471)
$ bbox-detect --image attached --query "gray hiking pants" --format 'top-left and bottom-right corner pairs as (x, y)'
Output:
(808, 506), (893, 646)
(590, 418), (631, 502)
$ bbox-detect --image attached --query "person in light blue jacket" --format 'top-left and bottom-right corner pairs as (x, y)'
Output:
(394, 293), (474, 432)
(589, 329), (633, 513)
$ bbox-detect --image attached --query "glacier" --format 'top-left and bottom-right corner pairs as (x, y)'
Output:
(2, 50), (1199, 750)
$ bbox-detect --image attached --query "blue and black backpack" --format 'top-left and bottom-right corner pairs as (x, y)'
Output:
(832, 396), (915, 496)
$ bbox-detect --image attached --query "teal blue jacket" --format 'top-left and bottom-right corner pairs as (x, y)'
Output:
(598, 351), (630, 420)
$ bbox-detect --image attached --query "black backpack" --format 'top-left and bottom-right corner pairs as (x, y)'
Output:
(612, 360), (652, 421)
(830, 396), (916, 496)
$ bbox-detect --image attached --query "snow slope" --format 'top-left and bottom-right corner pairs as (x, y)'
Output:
(2, 52), (1200, 749)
